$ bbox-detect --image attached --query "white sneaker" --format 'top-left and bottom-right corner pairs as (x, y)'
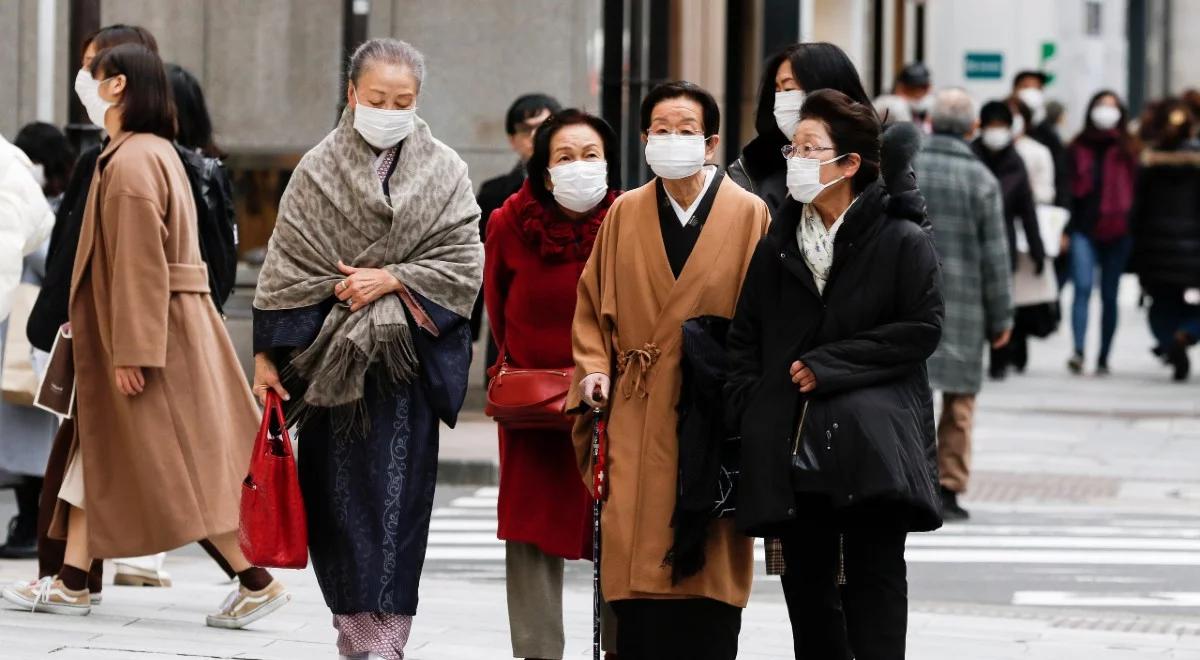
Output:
(113, 554), (172, 587)
(206, 579), (290, 629)
(1, 576), (91, 615)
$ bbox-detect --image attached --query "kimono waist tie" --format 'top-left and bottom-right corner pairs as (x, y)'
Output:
(616, 343), (661, 399)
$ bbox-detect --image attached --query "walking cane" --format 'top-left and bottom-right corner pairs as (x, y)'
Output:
(590, 397), (608, 660)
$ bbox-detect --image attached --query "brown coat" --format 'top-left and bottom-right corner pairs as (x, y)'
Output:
(59, 132), (257, 558)
(570, 176), (770, 607)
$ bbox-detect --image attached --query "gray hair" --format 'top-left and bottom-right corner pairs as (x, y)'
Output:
(930, 88), (976, 136)
(348, 38), (426, 89)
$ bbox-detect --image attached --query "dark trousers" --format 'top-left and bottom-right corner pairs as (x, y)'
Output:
(611, 597), (741, 660)
(779, 498), (909, 660)
(1145, 284), (1200, 349)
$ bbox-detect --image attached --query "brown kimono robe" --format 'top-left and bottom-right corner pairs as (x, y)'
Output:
(56, 131), (257, 558)
(570, 176), (770, 607)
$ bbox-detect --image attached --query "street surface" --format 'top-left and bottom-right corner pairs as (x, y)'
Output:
(1, 286), (1199, 658)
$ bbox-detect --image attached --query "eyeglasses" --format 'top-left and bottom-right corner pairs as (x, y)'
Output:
(781, 144), (835, 159)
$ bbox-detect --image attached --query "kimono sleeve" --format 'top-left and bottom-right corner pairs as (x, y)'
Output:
(105, 193), (170, 368)
(569, 197), (621, 394)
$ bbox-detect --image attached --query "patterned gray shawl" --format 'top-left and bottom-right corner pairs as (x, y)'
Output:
(255, 107), (482, 409)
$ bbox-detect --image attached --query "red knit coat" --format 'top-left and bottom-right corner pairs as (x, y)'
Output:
(484, 181), (618, 560)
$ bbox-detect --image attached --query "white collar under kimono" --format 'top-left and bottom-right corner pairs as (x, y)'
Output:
(797, 196), (858, 294)
(665, 165), (717, 226)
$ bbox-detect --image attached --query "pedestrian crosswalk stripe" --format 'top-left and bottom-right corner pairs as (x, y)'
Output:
(426, 488), (1200, 567)
(1012, 591), (1200, 607)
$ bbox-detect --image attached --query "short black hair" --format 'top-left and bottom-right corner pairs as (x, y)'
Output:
(13, 121), (76, 198)
(167, 64), (222, 158)
(1012, 70), (1048, 89)
(799, 89), (881, 194)
(639, 80), (720, 137)
(896, 62), (932, 88)
(91, 43), (176, 140)
(83, 24), (159, 59)
(980, 100), (1014, 127)
(505, 93), (562, 135)
(753, 42), (872, 144)
(527, 109), (621, 206)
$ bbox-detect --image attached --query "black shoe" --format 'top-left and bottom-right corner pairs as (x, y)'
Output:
(1096, 363), (1111, 377)
(988, 364), (1008, 381)
(1169, 343), (1191, 382)
(0, 516), (37, 559)
(940, 487), (970, 522)
(1067, 352), (1084, 375)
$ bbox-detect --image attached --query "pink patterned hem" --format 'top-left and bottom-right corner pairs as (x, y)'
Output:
(334, 612), (412, 660)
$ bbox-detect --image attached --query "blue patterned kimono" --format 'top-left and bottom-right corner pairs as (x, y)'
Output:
(253, 292), (471, 615)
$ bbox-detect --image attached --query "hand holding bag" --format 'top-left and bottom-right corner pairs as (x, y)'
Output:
(239, 391), (308, 569)
(484, 342), (573, 431)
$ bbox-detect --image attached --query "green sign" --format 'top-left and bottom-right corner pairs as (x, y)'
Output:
(964, 52), (1004, 80)
(1040, 42), (1057, 85)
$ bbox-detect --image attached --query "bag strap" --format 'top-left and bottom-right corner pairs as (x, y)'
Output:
(259, 391), (295, 458)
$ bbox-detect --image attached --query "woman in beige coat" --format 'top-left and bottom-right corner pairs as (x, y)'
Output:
(1, 43), (287, 630)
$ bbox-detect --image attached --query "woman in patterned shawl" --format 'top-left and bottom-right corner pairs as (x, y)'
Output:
(252, 38), (482, 660)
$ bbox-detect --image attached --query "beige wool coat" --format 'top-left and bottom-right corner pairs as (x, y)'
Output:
(57, 132), (257, 558)
(570, 176), (770, 607)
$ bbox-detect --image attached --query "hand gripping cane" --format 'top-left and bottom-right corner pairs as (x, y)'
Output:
(590, 397), (608, 660)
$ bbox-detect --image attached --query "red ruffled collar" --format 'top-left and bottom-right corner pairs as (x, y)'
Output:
(512, 181), (618, 263)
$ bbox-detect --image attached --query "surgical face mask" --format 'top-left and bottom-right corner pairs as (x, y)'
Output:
(982, 127), (1013, 152)
(75, 68), (113, 128)
(644, 134), (706, 180)
(29, 163), (46, 189)
(910, 94), (934, 116)
(352, 88), (417, 149)
(1016, 87), (1046, 124)
(786, 153), (847, 204)
(1091, 105), (1121, 131)
(773, 90), (805, 140)
(549, 159), (609, 213)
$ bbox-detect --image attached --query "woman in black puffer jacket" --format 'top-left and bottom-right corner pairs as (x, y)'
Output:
(727, 90), (943, 660)
(1130, 98), (1200, 381)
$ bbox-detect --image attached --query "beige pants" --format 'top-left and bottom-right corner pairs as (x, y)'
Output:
(937, 392), (977, 493)
(505, 541), (616, 658)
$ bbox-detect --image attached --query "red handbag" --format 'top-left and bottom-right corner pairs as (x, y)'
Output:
(239, 391), (308, 569)
(485, 352), (574, 431)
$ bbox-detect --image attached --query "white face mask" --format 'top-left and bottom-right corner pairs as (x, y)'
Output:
(644, 134), (706, 180)
(787, 153), (847, 204)
(1016, 87), (1046, 124)
(982, 127), (1013, 152)
(75, 68), (113, 128)
(549, 160), (609, 214)
(910, 94), (934, 116)
(773, 90), (805, 140)
(1090, 105), (1121, 131)
(352, 88), (417, 149)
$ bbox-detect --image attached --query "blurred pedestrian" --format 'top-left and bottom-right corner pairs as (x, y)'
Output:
(571, 80), (768, 660)
(915, 89), (1013, 521)
(893, 62), (933, 123)
(972, 101), (1046, 379)
(2, 43), (287, 627)
(1129, 99), (1200, 381)
(472, 93), (562, 378)
(2, 122), (74, 559)
(874, 94), (914, 127)
(253, 38), (482, 660)
(729, 89), (943, 660)
(1013, 70), (1069, 208)
(26, 24), (160, 598)
(484, 108), (621, 660)
(729, 42), (889, 218)
(1065, 91), (1138, 375)
(1010, 99), (1056, 205)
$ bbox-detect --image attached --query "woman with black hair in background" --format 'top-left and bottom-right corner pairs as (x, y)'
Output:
(1064, 91), (1138, 375)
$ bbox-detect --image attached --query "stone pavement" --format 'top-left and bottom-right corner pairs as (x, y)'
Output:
(2, 284), (1200, 658)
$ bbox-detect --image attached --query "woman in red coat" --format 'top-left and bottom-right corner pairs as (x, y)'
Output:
(484, 108), (621, 660)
